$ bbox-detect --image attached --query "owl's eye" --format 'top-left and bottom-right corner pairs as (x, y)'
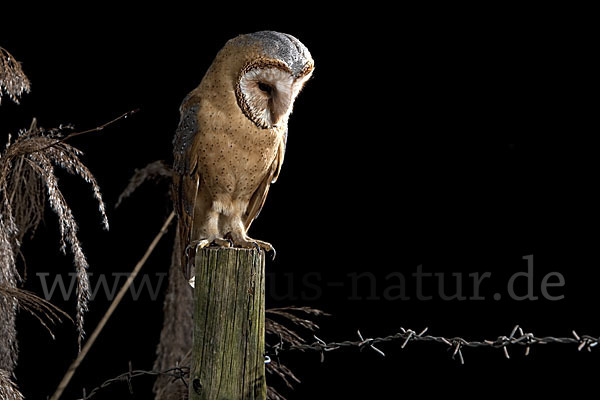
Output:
(257, 82), (273, 95)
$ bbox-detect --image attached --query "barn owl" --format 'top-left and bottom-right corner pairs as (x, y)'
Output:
(172, 31), (314, 279)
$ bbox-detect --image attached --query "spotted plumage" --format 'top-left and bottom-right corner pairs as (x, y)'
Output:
(172, 31), (314, 278)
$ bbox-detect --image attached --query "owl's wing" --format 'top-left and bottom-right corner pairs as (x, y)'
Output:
(172, 95), (202, 279)
(243, 128), (287, 229)
(272, 126), (287, 184)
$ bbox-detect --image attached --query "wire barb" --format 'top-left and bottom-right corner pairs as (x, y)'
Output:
(357, 330), (386, 357)
(270, 325), (600, 365)
(75, 326), (600, 399)
(76, 366), (190, 400)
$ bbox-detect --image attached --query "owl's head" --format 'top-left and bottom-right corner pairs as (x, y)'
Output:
(230, 31), (314, 129)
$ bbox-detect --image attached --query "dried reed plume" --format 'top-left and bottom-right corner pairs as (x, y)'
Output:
(115, 161), (191, 400)
(0, 118), (109, 392)
(116, 160), (173, 208)
(265, 307), (329, 399)
(152, 230), (193, 400)
(1, 284), (72, 338)
(0, 369), (24, 400)
(0, 47), (30, 105)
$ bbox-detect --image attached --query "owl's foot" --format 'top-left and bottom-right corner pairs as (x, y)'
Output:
(187, 239), (210, 252)
(211, 238), (233, 247)
(187, 238), (232, 252)
(185, 238), (232, 269)
(185, 238), (233, 288)
(230, 237), (276, 259)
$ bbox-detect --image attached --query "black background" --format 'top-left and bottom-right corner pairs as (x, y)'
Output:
(2, 8), (599, 399)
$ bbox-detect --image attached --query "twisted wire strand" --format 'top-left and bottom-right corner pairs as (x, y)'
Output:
(73, 325), (599, 398)
(75, 366), (189, 400)
(271, 325), (599, 364)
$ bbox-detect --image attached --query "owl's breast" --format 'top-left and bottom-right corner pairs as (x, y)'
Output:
(196, 99), (282, 201)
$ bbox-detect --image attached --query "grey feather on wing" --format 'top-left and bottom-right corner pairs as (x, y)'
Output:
(173, 102), (200, 175)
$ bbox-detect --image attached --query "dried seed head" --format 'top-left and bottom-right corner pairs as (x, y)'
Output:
(0, 369), (24, 400)
(1, 120), (109, 367)
(0, 47), (31, 105)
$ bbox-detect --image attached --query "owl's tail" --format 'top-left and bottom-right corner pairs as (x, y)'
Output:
(171, 175), (196, 281)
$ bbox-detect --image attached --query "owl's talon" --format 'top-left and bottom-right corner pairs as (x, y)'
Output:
(185, 239), (210, 257)
(193, 239), (211, 251)
(183, 240), (210, 281)
(228, 237), (275, 257)
(255, 240), (275, 255)
(250, 239), (275, 259)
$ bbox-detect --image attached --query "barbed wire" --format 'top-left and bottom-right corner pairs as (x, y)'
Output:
(70, 363), (189, 400)
(70, 325), (599, 399)
(270, 325), (599, 364)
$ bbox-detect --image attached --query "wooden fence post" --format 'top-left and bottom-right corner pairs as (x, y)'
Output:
(189, 248), (266, 400)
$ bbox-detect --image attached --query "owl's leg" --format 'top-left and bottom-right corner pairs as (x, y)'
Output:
(205, 210), (234, 247)
(190, 193), (233, 248)
(226, 218), (275, 257)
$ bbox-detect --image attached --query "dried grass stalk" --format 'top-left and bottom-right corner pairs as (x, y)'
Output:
(115, 163), (189, 400)
(266, 307), (327, 343)
(116, 160), (173, 208)
(265, 306), (329, 400)
(117, 162), (190, 400)
(4, 154), (45, 243)
(0, 195), (20, 374)
(0, 227), (19, 375)
(0, 47), (30, 105)
(0, 369), (24, 400)
(267, 386), (287, 400)
(153, 230), (193, 400)
(0, 285), (72, 339)
(0, 119), (109, 372)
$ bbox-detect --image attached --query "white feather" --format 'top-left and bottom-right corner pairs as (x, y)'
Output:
(239, 67), (296, 128)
